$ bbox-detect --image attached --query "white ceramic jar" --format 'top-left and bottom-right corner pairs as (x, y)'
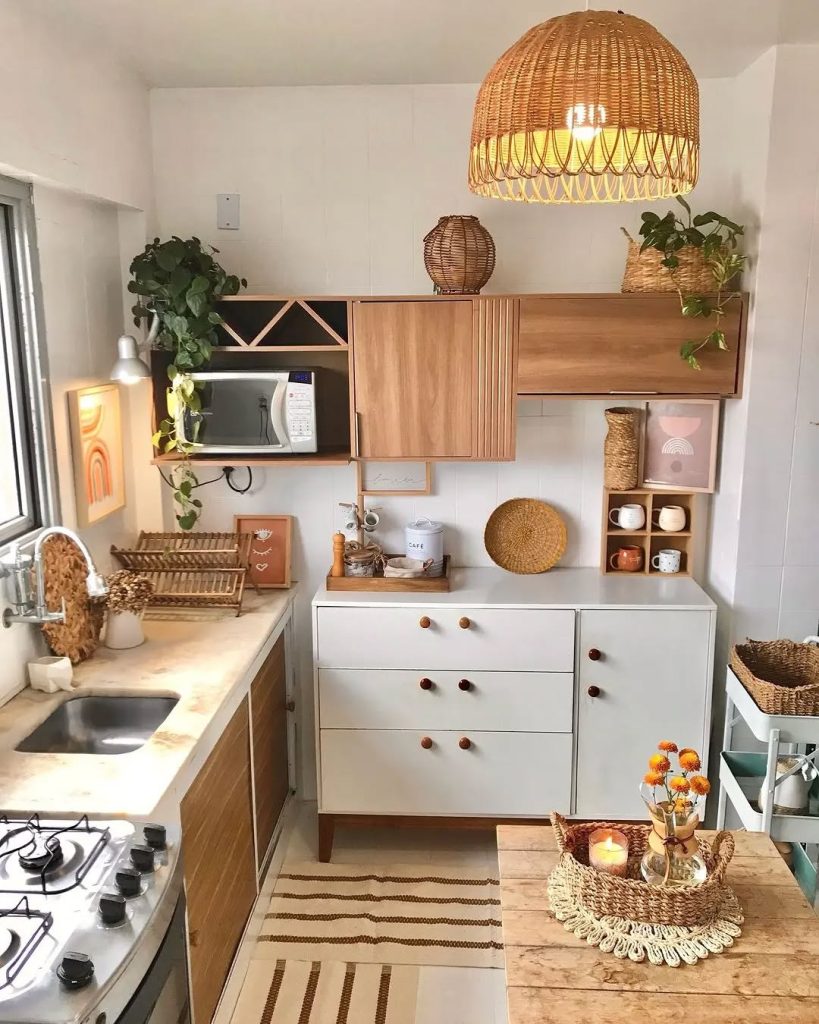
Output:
(405, 518), (444, 577)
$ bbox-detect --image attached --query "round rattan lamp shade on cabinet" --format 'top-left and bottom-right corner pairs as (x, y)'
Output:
(469, 10), (699, 203)
(423, 215), (496, 294)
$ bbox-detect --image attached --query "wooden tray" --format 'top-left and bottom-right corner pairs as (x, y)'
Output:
(326, 555), (451, 592)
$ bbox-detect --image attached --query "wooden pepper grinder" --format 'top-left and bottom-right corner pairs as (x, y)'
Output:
(331, 532), (346, 577)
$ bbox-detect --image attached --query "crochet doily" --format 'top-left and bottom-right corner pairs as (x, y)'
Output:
(547, 862), (744, 967)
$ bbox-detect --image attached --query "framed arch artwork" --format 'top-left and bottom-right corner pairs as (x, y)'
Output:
(67, 383), (125, 526)
(641, 399), (719, 493)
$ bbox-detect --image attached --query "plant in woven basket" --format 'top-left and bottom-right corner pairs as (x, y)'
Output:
(636, 197), (747, 370)
(641, 740), (711, 886)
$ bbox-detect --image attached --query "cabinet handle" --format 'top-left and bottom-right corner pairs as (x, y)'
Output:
(286, 700), (296, 712)
(421, 736), (433, 749)
(458, 678), (473, 691)
(587, 685), (601, 698)
(588, 648), (602, 662)
(458, 617), (471, 630)
(189, 930), (200, 948)
(419, 616), (431, 629)
(354, 412), (362, 456)
(419, 677), (434, 691)
(459, 737), (472, 750)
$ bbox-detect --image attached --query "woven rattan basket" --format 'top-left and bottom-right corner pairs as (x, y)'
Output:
(423, 215), (495, 294)
(603, 408), (640, 490)
(551, 813), (735, 928)
(621, 231), (717, 293)
(732, 639), (819, 716)
(484, 498), (567, 574)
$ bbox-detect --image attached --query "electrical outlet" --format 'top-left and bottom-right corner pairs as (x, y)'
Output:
(217, 193), (240, 230)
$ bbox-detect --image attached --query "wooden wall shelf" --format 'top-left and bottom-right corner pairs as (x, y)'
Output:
(152, 447), (351, 468)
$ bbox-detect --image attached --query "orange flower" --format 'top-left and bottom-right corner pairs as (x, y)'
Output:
(669, 776), (690, 794)
(679, 750), (701, 772)
(658, 740), (678, 753)
(690, 775), (711, 796)
(648, 754), (671, 773)
(643, 770), (665, 786)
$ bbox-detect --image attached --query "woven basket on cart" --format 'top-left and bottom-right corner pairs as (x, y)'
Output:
(550, 813), (735, 928)
(621, 230), (718, 294)
(732, 639), (819, 716)
(423, 215), (495, 294)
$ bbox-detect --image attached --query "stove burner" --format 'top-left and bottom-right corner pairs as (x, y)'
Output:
(0, 925), (19, 968)
(18, 836), (63, 874)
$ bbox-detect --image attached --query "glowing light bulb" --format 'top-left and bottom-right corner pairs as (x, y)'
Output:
(566, 103), (607, 141)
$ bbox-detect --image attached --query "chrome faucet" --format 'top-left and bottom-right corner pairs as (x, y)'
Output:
(1, 526), (108, 627)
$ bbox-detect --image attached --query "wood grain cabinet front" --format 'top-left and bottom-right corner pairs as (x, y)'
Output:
(250, 634), (289, 870)
(181, 699), (257, 1024)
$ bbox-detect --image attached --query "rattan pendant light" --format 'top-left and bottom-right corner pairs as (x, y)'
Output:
(468, 9), (699, 203)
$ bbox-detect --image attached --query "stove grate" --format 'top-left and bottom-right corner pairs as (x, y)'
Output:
(0, 815), (111, 896)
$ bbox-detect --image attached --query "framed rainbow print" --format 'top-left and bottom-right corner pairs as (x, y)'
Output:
(641, 399), (719, 493)
(68, 383), (126, 526)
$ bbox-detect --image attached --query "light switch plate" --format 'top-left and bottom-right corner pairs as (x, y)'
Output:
(217, 193), (240, 230)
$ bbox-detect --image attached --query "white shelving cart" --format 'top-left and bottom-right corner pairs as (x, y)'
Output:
(717, 663), (819, 903)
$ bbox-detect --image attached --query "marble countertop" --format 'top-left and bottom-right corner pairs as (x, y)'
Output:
(0, 590), (294, 819)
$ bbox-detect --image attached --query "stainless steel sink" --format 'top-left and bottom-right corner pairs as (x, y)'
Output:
(16, 695), (179, 755)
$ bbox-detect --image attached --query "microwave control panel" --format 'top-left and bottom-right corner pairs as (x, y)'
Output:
(285, 374), (318, 453)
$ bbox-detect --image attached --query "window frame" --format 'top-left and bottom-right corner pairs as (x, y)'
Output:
(0, 176), (57, 550)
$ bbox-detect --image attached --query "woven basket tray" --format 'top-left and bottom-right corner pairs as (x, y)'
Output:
(551, 813), (735, 928)
(732, 639), (819, 716)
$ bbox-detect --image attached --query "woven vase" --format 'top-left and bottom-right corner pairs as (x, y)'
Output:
(604, 408), (640, 490)
(423, 215), (495, 294)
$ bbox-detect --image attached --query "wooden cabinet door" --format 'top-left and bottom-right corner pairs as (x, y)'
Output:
(181, 700), (256, 1024)
(518, 295), (745, 397)
(352, 299), (474, 458)
(575, 609), (713, 820)
(251, 634), (289, 869)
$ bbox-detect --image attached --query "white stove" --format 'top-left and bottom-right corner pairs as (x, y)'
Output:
(0, 815), (186, 1024)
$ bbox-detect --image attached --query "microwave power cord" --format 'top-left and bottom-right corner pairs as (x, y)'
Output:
(157, 465), (254, 496)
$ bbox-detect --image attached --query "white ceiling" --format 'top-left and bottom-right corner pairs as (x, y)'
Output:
(31, 0), (819, 87)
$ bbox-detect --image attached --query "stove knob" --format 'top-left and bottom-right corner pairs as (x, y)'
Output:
(143, 823), (167, 850)
(129, 844), (155, 873)
(57, 951), (95, 989)
(99, 892), (127, 925)
(115, 866), (142, 896)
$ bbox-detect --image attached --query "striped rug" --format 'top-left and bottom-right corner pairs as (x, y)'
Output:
(256, 862), (504, 968)
(232, 959), (418, 1024)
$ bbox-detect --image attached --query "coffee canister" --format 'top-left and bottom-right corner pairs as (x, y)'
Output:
(405, 518), (444, 577)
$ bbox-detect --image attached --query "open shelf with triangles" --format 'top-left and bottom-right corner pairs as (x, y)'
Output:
(216, 296), (349, 351)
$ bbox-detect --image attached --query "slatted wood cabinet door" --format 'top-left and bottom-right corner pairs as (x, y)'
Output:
(181, 700), (257, 1024)
(251, 634), (290, 869)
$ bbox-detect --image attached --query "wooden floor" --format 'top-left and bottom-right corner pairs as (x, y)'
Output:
(497, 825), (819, 1024)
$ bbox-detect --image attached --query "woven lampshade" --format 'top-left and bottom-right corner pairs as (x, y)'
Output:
(469, 10), (699, 203)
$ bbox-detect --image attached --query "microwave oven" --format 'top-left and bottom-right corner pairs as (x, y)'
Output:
(176, 371), (318, 454)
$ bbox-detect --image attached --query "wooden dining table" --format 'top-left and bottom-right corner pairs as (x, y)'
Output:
(497, 825), (819, 1024)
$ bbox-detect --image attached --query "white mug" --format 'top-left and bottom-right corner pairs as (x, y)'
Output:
(651, 549), (682, 574)
(652, 505), (687, 532)
(608, 503), (646, 531)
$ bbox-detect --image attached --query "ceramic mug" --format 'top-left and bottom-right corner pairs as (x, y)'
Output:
(651, 549), (682, 573)
(652, 505), (687, 533)
(609, 545), (644, 572)
(609, 503), (646, 531)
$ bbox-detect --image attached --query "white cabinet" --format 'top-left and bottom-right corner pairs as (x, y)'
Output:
(575, 609), (714, 820)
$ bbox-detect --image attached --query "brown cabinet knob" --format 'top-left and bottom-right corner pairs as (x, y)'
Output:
(419, 677), (434, 691)
(588, 648), (602, 661)
(459, 737), (472, 750)
(419, 616), (431, 629)
(189, 929), (200, 948)
(458, 617), (471, 630)
(420, 736), (433, 749)
(285, 700), (296, 712)
(458, 678), (473, 691)
(587, 685), (601, 698)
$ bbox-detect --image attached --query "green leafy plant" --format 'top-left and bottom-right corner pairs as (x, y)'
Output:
(129, 236), (246, 529)
(638, 197), (747, 370)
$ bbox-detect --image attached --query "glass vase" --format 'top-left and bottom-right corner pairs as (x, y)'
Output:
(639, 786), (707, 887)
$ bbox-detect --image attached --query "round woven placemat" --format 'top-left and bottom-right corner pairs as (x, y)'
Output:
(484, 498), (567, 574)
(41, 534), (104, 664)
(548, 860), (743, 967)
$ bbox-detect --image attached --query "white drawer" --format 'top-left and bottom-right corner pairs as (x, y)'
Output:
(315, 607), (575, 671)
(318, 669), (573, 732)
(319, 729), (572, 816)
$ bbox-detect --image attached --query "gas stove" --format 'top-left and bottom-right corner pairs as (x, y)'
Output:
(0, 814), (183, 1024)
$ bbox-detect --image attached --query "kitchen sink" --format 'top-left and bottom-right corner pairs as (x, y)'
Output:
(15, 695), (179, 755)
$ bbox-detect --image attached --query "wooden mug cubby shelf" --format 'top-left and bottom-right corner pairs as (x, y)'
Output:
(602, 489), (696, 577)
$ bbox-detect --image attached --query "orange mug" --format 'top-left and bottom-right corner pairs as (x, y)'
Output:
(609, 545), (643, 572)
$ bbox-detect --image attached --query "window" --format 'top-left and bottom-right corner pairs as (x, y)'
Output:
(0, 176), (55, 547)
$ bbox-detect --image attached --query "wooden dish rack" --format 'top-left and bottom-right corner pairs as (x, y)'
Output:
(111, 532), (252, 614)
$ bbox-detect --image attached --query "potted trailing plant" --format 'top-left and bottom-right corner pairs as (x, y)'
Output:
(128, 237), (246, 528)
(634, 197), (747, 370)
(104, 570), (154, 650)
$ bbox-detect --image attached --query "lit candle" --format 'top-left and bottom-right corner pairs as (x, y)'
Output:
(588, 828), (629, 876)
